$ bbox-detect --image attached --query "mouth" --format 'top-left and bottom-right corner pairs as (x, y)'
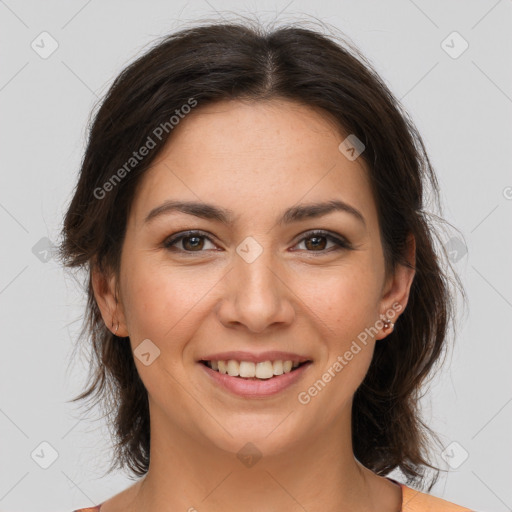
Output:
(199, 359), (312, 380)
(198, 357), (313, 398)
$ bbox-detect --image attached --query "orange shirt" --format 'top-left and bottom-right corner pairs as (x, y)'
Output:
(401, 483), (474, 511)
(72, 480), (475, 511)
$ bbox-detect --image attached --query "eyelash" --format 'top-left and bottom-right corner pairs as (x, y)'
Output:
(163, 229), (352, 255)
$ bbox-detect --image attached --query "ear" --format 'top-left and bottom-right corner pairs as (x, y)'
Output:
(374, 233), (416, 341)
(91, 264), (129, 338)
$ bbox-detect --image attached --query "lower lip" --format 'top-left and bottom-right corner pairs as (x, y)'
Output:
(199, 361), (313, 398)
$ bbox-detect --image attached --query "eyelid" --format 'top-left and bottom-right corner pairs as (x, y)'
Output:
(163, 229), (352, 253)
(163, 229), (217, 253)
(292, 229), (352, 251)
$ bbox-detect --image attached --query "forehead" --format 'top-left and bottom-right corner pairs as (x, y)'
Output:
(129, 99), (378, 231)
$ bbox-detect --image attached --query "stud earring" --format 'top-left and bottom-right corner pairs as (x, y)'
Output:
(382, 318), (395, 332)
(111, 319), (119, 335)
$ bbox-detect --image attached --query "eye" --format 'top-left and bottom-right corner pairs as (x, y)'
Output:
(292, 230), (352, 253)
(163, 230), (217, 253)
(163, 229), (352, 255)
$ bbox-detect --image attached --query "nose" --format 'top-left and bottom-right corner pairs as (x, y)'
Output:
(215, 248), (296, 334)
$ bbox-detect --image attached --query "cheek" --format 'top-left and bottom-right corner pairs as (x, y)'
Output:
(121, 262), (217, 346)
(296, 262), (381, 388)
(298, 261), (381, 335)
(300, 278), (378, 418)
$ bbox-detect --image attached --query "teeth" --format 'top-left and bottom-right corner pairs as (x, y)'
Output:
(227, 360), (239, 377)
(205, 359), (305, 379)
(256, 361), (274, 379)
(218, 360), (227, 374)
(273, 360), (283, 375)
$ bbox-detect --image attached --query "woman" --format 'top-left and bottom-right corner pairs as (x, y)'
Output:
(59, 20), (475, 512)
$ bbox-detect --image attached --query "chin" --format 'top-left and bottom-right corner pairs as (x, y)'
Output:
(195, 416), (304, 460)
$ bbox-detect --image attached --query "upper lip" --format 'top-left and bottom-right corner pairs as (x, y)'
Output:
(198, 351), (312, 364)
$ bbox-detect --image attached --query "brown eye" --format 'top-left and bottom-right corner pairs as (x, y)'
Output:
(164, 231), (216, 252)
(181, 235), (206, 251)
(294, 230), (352, 254)
(163, 229), (352, 255)
(304, 235), (328, 251)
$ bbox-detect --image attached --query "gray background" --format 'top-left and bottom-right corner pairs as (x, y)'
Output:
(1, 1), (511, 511)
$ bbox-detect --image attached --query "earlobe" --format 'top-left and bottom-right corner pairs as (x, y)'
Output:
(376, 234), (416, 340)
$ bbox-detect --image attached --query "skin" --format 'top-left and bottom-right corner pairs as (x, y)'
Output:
(92, 98), (416, 512)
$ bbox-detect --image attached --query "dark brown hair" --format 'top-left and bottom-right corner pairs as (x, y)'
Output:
(58, 18), (466, 492)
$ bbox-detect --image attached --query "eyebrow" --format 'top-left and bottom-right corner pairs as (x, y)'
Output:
(144, 199), (366, 227)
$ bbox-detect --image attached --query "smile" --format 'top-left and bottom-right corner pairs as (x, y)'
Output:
(199, 359), (313, 398)
(201, 359), (309, 379)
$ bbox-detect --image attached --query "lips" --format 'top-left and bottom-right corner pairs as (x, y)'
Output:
(197, 351), (313, 398)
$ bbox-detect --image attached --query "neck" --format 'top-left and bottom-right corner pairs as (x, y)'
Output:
(126, 403), (394, 512)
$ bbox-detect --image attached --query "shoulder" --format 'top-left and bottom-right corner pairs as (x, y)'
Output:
(401, 484), (475, 512)
(72, 484), (477, 512)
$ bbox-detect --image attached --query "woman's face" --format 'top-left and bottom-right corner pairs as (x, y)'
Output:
(94, 98), (414, 458)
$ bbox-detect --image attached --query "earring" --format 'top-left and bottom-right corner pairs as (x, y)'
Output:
(111, 319), (119, 335)
(382, 318), (395, 332)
